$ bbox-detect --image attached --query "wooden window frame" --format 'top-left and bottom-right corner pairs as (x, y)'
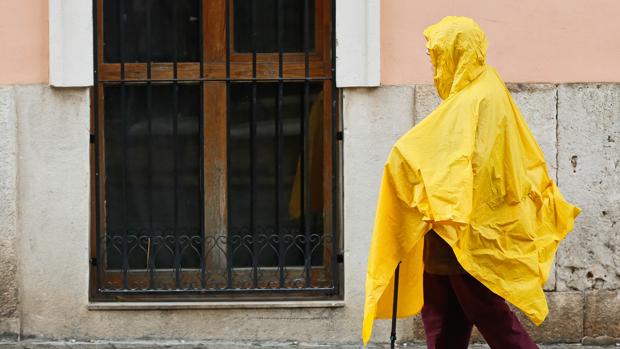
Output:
(90, 0), (341, 302)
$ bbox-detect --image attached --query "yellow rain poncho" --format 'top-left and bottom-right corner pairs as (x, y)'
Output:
(362, 16), (581, 345)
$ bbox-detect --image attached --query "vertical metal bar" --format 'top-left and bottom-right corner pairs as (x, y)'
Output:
(225, 0), (233, 289)
(390, 263), (401, 349)
(172, 1), (181, 289)
(304, 0), (310, 77)
(276, 0), (285, 288)
(330, 0), (339, 294)
(146, 0), (155, 290)
(250, 0), (258, 289)
(277, 0), (283, 79)
(119, 0), (129, 290)
(119, 0), (125, 80)
(302, 0), (311, 288)
(173, 85), (181, 289)
(92, 0), (102, 291)
(251, 0), (257, 77)
(199, 0), (207, 290)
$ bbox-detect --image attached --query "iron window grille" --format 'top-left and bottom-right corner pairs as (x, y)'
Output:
(90, 0), (341, 301)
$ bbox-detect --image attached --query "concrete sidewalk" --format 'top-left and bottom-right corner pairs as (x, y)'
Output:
(1, 340), (619, 349)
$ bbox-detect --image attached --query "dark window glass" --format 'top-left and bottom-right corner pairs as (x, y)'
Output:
(233, 0), (316, 53)
(104, 84), (201, 270)
(104, 0), (200, 63)
(228, 82), (324, 268)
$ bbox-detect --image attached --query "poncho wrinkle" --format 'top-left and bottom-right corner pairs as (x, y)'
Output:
(362, 16), (580, 346)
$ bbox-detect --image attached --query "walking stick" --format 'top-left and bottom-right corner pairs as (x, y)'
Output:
(390, 262), (401, 349)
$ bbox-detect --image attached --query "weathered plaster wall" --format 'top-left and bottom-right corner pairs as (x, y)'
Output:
(342, 86), (417, 342)
(0, 88), (19, 339)
(15, 85), (91, 340)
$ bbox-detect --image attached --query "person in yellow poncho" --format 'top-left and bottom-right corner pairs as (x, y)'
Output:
(362, 16), (581, 348)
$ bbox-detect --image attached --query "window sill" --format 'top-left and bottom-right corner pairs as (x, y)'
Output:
(87, 300), (345, 310)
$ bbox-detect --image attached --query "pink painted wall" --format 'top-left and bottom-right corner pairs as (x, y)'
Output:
(0, 0), (48, 85)
(382, 0), (620, 85)
(1, 0), (618, 85)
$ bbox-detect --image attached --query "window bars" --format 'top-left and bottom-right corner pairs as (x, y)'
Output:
(91, 0), (340, 300)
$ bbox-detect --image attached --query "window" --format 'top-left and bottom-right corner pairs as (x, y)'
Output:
(91, 0), (340, 301)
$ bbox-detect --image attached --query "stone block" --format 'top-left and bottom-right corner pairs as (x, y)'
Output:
(556, 84), (620, 291)
(582, 336), (620, 346)
(517, 291), (584, 343)
(413, 84), (441, 125)
(584, 290), (620, 338)
(506, 83), (558, 180)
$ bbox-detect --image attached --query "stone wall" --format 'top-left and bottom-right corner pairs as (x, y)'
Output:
(0, 83), (617, 346)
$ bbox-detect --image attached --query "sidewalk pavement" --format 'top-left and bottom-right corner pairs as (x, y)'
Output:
(1, 340), (619, 349)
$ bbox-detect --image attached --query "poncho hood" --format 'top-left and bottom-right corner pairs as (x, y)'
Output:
(361, 16), (581, 346)
(424, 16), (488, 100)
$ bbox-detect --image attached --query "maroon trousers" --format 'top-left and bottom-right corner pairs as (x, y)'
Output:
(421, 271), (539, 349)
